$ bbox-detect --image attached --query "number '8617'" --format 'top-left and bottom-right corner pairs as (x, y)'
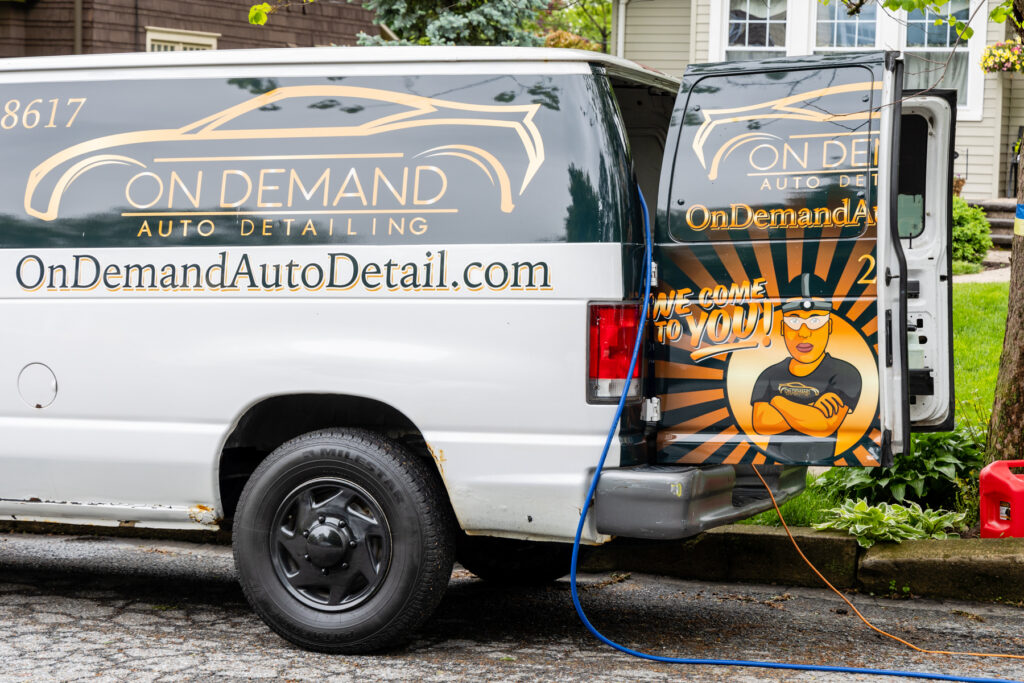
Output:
(0, 98), (86, 130)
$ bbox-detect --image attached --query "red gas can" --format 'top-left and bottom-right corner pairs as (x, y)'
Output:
(980, 460), (1024, 539)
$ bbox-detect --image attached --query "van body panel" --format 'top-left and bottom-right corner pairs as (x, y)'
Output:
(0, 244), (624, 539)
(0, 52), (653, 542)
(0, 47), (955, 544)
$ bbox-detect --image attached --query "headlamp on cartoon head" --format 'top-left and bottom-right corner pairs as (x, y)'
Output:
(781, 273), (833, 314)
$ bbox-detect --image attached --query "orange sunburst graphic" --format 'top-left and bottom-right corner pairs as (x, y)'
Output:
(653, 232), (882, 467)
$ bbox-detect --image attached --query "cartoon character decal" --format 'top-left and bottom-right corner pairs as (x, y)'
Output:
(750, 274), (863, 465)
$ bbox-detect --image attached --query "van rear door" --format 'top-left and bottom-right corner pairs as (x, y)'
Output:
(899, 91), (956, 431)
(650, 52), (934, 467)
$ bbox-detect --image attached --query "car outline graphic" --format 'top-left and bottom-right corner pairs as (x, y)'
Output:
(25, 85), (546, 221)
(777, 381), (821, 399)
(690, 81), (880, 181)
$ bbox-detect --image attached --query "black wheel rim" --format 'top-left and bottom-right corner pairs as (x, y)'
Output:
(270, 477), (392, 612)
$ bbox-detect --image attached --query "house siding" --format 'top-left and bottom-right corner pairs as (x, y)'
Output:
(958, 71), (1004, 200)
(614, 0), (692, 77)
(957, 5), (1010, 201)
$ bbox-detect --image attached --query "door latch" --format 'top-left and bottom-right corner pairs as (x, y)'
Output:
(641, 396), (661, 423)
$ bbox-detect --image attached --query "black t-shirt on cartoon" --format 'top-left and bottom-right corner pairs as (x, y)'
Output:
(751, 353), (862, 464)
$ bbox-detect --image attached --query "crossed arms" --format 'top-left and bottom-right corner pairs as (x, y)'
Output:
(752, 393), (850, 438)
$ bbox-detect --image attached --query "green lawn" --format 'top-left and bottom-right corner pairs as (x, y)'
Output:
(952, 281), (1009, 426)
(739, 472), (837, 527)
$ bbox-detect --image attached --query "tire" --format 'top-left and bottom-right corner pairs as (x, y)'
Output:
(233, 428), (454, 653)
(456, 535), (572, 586)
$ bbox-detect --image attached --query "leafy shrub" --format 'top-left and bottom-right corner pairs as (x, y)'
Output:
(544, 30), (600, 51)
(951, 196), (992, 264)
(812, 426), (985, 509)
(813, 499), (966, 548)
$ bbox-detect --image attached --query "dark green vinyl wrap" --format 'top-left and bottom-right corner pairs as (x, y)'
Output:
(1, 70), (638, 248)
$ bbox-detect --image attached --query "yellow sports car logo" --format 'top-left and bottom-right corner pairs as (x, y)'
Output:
(777, 381), (821, 401)
(25, 85), (546, 221)
(691, 81), (880, 181)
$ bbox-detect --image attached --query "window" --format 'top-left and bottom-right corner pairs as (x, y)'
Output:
(145, 27), (219, 52)
(902, 1), (970, 102)
(898, 114), (929, 239)
(816, 2), (877, 50)
(709, 0), (986, 121)
(727, 0), (787, 61)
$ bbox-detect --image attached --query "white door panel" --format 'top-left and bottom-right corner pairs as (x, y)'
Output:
(900, 96), (955, 429)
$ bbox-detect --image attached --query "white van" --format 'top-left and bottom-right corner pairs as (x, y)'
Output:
(0, 47), (953, 652)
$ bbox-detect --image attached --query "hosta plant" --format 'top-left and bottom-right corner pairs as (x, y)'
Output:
(813, 499), (966, 549)
(812, 426), (985, 509)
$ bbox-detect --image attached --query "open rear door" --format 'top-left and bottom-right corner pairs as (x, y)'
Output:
(899, 91), (956, 431)
(651, 52), (911, 467)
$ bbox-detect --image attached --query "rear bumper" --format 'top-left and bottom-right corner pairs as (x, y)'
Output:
(593, 464), (806, 540)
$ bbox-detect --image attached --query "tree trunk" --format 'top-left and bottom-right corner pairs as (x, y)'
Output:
(987, 8), (1024, 461)
(987, 237), (1024, 460)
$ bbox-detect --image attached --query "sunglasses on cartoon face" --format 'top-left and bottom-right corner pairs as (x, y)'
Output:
(782, 314), (830, 331)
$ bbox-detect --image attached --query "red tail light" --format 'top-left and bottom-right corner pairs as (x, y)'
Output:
(588, 302), (643, 403)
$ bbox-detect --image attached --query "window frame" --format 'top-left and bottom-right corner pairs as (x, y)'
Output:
(708, 0), (986, 121)
(145, 26), (220, 52)
(724, 0), (790, 61)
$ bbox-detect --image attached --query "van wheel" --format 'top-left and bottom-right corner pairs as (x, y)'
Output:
(457, 536), (572, 586)
(233, 429), (454, 653)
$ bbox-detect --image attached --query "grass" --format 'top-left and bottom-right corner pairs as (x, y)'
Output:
(738, 473), (837, 527)
(952, 260), (983, 275)
(952, 281), (1009, 425)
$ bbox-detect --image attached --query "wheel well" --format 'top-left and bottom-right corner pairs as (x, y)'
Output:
(218, 394), (438, 523)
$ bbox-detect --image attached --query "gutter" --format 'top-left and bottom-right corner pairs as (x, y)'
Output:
(689, 0), (698, 63)
(616, 0), (630, 58)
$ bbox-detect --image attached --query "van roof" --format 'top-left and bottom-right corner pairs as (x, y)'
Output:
(0, 46), (680, 92)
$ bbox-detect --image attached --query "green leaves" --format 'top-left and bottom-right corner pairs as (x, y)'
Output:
(813, 499), (966, 548)
(248, 2), (272, 26)
(813, 426), (985, 508)
(952, 197), (992, 264)
(841, 0), (1009, 38)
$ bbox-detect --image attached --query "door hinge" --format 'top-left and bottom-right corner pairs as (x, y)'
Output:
(641, 396), (661, 423)
(650, 261), (658, 287)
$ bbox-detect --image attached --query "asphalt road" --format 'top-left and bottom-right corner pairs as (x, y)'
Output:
(0, 532), (1023, 682)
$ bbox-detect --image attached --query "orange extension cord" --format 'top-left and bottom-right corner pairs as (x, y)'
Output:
(753, 465), (1024, 662)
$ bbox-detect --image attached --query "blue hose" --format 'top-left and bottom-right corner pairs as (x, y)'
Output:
(567, 186), (1018, 683)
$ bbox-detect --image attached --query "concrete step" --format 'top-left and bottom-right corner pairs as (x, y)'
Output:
(975, 196), (1017, 213)
(964, 198), (1013, 246)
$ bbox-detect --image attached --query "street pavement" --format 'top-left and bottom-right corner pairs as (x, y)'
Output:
(0, 532), (1023, 682)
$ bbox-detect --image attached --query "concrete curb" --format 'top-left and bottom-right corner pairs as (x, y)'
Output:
(581, 525), (1024, 603)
